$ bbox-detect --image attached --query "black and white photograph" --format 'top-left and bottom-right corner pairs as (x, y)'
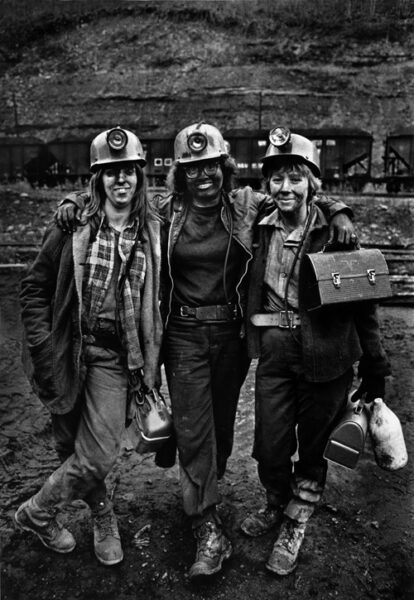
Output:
(0, 1), (413, 599)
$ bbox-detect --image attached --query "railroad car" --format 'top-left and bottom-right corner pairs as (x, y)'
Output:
(223, 128), (373, 191)
(142, 134), (175, 187)
(47, 136), (91, 185)
(0, 136), (44, 184)
(2, 127), (414, 195)
(383, 128), (414, 193)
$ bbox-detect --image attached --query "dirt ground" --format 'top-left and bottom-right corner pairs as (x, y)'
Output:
(0, 188), (413, 600)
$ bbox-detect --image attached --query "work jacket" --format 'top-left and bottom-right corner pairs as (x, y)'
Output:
(246, 203), (391, 382)
(152, 187), (351, 326)
(20, 216), (163, 415)
(61, 187), (351, 327)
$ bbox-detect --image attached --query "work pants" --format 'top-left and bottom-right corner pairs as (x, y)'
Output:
(34, 345), (128, 513)
(253, 327), (353, 523)
(165, 317), (249, 527)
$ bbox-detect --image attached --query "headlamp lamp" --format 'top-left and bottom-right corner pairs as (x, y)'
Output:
(187, 131), (207, 153)
(269, 127), (291, 148)
(106, 127), (128, 152)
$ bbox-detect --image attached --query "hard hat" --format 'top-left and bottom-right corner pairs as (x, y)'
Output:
(262, 127), (320, 177)
(90, 127), (146, 172)
(174, 122), (228, 164)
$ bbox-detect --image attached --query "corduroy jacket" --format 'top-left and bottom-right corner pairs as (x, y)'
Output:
(246, 203), (391, 382)
(20, 216), (163, 415)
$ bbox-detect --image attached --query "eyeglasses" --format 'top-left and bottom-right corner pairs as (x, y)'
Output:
(183, 161), (220, 179)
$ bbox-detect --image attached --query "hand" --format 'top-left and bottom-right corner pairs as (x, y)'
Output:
(54, 202), (81, 233)
(328, 213), (358, 246)
(352, 376), (385, 403)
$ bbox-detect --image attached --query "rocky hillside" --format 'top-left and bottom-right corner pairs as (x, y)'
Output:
(1, 0), (414, 173)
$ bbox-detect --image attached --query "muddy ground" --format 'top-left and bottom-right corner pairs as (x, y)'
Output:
(0, 188), (413, 600)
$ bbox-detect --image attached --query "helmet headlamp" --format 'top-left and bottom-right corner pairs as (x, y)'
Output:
(107, 127), (128, 151)
(187, 132), (207, 153)
(269, 127), (291, 148)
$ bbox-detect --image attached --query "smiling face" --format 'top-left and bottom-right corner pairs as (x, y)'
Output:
(183, 159), (224, 206)
(268, 164), (310, 221)
(102, 161), (138, 213)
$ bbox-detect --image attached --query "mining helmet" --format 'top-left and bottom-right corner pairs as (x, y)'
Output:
(174, 122), (228, 164)
(90, 127), (146, 172)
(262, 127), (320, 177)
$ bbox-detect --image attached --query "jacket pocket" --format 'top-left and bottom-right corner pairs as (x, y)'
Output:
(28, 333), (58, 401)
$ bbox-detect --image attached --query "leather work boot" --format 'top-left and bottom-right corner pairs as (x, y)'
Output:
(189, 521), (233, 580)
(92, 507), (123, 566)
(14, 497), (76, 553)
(240, 505), (281, 537)
(266, 517), (307, 576)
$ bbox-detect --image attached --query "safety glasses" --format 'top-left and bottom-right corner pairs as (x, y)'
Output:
(183, 161), (220, 179)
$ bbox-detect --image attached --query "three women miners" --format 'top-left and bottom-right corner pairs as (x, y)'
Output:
(15, 122), (389, 581)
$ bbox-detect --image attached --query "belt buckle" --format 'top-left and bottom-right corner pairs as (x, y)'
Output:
(280, 311), (294, 328)
(179, 305), (190, 317)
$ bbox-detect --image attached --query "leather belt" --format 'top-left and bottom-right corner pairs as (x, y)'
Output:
(173, 304), (239, 321)
(82, 332), (123, 352)
(251, 311), (301, 329)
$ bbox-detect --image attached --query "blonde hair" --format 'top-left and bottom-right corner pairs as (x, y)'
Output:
(264, 159), (322, 200)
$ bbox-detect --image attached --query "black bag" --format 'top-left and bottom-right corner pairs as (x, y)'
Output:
(302, 248), (392, 311)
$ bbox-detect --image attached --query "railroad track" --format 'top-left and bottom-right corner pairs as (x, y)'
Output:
(1, 242), (413, 305)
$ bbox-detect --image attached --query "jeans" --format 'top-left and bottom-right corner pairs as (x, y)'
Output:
(253, 327), (353, 522)
(165, 317), (250, 525)
(35, 344), (128, 511)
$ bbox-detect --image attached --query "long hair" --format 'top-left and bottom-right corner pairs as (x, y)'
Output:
(263, 159), (322, 201)
(81, 162), (151, 239)
(166, 156), (238, 197)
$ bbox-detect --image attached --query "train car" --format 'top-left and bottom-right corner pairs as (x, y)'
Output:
(0, 136), (44, 184)
(47, 136), (91, 185)
(297, 128), (373, 192)
(142, 134), (175, 187)
(223, 128), (268, 189)
(224, 127), (373, 191)
(383, 128), (414, 193)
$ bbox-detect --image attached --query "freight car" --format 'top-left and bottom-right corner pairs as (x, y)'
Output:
(382, 128), (414, 193)
(223, 128), (373, 191)
(0, 127), (413, 194)
(0, 136), (45, 185)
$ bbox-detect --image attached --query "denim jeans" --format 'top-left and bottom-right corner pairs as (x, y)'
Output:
(165, 317), (250, 525)
(35, 344), (128, 511)
(253, 327), (353, 522)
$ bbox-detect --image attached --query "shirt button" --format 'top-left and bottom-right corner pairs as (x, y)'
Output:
(281, 272), (287, 278)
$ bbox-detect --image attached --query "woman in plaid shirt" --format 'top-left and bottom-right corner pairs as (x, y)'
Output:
(15, 128), (163, 566)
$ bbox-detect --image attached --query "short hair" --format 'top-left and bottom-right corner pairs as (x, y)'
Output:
(166, 156), (238, 195)
(264, 159), (322, 200)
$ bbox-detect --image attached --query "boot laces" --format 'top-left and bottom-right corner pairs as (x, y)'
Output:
(196, 522), (220, 558)
(95, 512), (118, 538)
(280, 521), (304, 553)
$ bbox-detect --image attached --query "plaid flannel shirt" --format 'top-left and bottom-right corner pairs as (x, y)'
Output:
(82, 213), (146, 371)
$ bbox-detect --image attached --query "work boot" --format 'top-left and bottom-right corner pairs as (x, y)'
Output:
(266, 517), (307, 576)
(92, 506), (123, 566)
(14, 497), (76, 554)
(240, 505), (281, 537)
(189, 521), (233, 580)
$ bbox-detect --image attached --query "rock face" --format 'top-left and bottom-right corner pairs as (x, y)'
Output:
(1, 5), (414, 173)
